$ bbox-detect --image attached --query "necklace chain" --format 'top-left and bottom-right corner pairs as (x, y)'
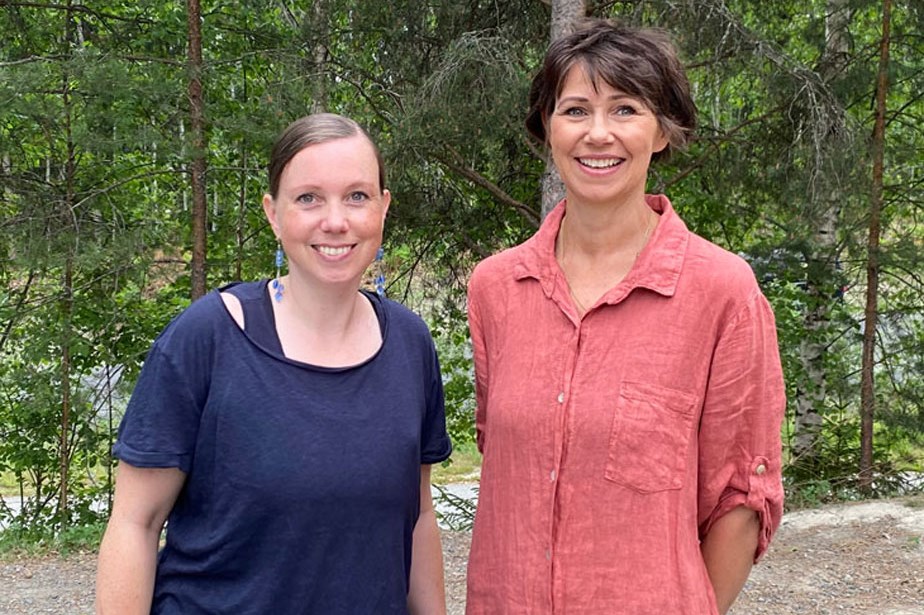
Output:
(558, 209), (654, 315)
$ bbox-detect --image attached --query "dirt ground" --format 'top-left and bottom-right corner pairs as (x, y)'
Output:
(1, 496), (922, 614)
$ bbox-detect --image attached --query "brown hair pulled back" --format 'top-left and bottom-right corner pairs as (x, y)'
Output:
(267, 113), (386, 198)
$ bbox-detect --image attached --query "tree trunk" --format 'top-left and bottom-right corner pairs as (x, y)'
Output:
(309, 0), (329, 113)
(57, 0), (77, 528)
(791, 0), (851, 469)
(187, 0), (208, 300)
(58, 256), (73, 525)
(235, 64), (248, 282)
(859, 0), (891, 492)
(540, 0), (585, 220)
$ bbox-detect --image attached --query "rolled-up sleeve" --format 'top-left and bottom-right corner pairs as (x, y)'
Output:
(697, 289), (785, 561)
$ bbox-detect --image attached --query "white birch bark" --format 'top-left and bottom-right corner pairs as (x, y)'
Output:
(792, 0), (852, 462)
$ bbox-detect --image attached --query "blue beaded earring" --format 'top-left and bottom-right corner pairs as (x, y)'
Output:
(374, 247), (386, 297)
(272, 242), (285, 302)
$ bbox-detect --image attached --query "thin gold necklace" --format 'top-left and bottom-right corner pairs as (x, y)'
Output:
(557, 210), (654, 315)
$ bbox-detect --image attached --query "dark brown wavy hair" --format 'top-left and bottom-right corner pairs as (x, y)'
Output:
(525, 19), (697, 162)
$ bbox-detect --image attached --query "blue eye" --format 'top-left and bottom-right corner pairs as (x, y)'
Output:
(348, 191), (369, 202)
(615, 105), (637, 116)
(296, 193), (316, 204)
(562, 106), (586, 116)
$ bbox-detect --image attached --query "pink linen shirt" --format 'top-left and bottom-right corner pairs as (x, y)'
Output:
(465, 195), (785, 615)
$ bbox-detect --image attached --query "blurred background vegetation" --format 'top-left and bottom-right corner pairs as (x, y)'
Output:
(1, 0), (922, 546)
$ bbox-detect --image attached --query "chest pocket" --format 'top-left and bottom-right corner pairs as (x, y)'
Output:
(604, 381), (699, 493)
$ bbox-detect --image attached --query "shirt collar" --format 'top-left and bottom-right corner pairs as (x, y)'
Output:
(512, 194), (688, 302)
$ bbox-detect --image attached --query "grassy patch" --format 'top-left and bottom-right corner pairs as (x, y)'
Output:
(0, 521), (105, 559)
(0, 472), (25, 497)
(432, 441), (481, 485)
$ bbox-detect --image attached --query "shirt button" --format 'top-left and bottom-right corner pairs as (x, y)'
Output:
(755, 464), (767, 475)
(550, 470), (556, 482)
(545, 549), (551, 561)
(557, 392), (565, 403)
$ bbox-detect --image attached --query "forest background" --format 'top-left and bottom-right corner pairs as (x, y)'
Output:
(0, 0), (922, 546)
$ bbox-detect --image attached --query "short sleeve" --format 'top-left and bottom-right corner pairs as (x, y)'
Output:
(420, 334), (453, 465)
(113, 297), (218, 473)
(697, 289), (785, 561)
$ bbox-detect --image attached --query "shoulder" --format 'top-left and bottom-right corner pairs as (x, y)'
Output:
(684, 232), (761, 295)
(152, 288), (232, 354)
(220, 279), (267, 301)
(678, 233), (777, 332)
(378, 295), (434, 340)
(217, 280), (266, 329)
(375, 296), (441, 374)
(469, 241), (534, 294)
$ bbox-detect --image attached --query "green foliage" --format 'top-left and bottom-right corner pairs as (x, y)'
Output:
(784, 414), (924, 510)
(432, 483), (478, 532)
(1, 0), (923, 548)
(0, 519), (106, 557)
(431, 303), (477, 447)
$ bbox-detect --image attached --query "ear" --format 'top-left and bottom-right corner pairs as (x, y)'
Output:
(262, 193), (279, 237)
(653, 125), (670, 155)
(381, 189), (391, 218)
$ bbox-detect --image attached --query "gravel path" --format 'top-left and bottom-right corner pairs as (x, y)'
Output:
(2, 496), (922, 614)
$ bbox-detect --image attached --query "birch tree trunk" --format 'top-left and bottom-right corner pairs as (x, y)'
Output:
(540, 0), (585, 220)
(859, 0), (892, 491)
(791, 0), (852, 467)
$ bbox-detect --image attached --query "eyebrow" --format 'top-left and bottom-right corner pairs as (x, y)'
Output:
(556, 93), (636, 105)
(286, 181), (379, 195)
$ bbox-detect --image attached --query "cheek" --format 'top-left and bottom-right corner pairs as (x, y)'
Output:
(548, 132), (571, 163)
(549, 120), (568, 139)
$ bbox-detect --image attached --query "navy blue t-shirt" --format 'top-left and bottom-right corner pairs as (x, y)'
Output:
(114, 281), (452, 614)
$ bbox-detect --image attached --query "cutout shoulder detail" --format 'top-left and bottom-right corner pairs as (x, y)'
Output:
(220, 291), (245, 330)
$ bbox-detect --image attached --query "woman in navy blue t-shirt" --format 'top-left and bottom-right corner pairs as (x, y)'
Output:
(96, 113), (452, 614)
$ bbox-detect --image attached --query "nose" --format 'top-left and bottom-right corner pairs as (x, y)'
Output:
(586, 112), (614, 143)
(320, 201), (350, 233)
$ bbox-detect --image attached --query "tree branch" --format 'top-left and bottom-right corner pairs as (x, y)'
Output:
(437, 146), (539, 227)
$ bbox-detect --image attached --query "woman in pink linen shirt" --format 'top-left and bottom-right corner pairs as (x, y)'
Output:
(465, 19), (785, 615)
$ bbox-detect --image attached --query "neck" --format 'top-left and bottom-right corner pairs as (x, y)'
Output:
(270, 273), (382, 367)
(554, 197), (657, 317)
(558, 196), (654, 259)
(275, 273), (364, 338)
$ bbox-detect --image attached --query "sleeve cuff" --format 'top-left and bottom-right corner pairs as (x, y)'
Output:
(421, 437), (453, 465)
(701, 456), (783, 562)
(112, 441), (192, 474)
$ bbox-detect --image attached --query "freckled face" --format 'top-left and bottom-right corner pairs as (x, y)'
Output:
(263, 134), (390, 290)
(548, 65), (668, 209)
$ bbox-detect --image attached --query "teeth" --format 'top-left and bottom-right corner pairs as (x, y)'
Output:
(580, 158), (621, 169)
(318, 245), (350, 256)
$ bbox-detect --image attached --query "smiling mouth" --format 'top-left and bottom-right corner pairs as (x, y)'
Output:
(316, 245), (352, 256)
(578, 157), (623, 169)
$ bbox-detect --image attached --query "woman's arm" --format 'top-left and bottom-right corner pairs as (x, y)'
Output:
(407, 465), (447, 615)
(700, 505), (760, 615)
(96, 463), (186, 615)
